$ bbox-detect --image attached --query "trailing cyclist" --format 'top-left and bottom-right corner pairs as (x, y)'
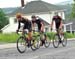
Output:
(50, 13), (63, 43)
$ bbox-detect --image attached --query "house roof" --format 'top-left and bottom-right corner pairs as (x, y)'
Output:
(38, 17), (50, 25)
(8, 1), (63, 16)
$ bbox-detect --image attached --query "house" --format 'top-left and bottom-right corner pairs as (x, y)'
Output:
(63, 19), (75, 33)
(1, 0), (65, 33)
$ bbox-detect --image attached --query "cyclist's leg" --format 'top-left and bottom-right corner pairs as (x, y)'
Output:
(22, 27), (29, 46)
(28, 21), (32, 41)
(25, 22), (32, 41)
(56, 24), (60, 34)
(56, 24), (62, 42)
(26, 28), (33, 46)
(60, 27), (64, 36)
(37, 28), (43, 46)
(39, 28), (46, 45)
(28, 29), (32, 40)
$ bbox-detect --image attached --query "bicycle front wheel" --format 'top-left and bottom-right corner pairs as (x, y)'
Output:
(31, 36), (41, 49)
(31, 39), (39, 51)
(53, 34), (60, 48)
(44, 35), (50, 48)
(17, 36), (27, 53)
(61, 35), (67, 47)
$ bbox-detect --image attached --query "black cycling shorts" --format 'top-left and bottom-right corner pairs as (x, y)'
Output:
(23, 25), (32, 32)
(56, 23), (60, 29)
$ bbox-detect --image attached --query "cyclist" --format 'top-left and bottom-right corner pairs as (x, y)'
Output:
(31, 15), (45, 45)
(16, 13), (32, 45)
(31, 15), (44, 32)
(50, 13), (63, 42)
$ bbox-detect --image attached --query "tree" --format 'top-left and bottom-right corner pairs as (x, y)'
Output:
(0, 8), (9, 30)
(70, 0), (75, 18)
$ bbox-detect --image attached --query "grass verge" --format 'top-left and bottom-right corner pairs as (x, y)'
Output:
(0, 32), (75, 43)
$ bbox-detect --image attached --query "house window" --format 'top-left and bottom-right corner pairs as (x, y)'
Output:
(54, 12), (58, 15)
(45, 27), (48, 32)
(61, 13), (63, 17)
(14, 18), (17, 23)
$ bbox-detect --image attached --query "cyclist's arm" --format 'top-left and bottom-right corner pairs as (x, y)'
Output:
(59, 17), (63, 29)
(32, 21), (35, 30)
(18, 21), (21, 30)
(40, 22), (44, 31)
(51, 19), (54, 28)
(59, 20), (63, 29)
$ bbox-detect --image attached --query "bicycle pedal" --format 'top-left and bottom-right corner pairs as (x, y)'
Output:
(27, 44), (31, 47)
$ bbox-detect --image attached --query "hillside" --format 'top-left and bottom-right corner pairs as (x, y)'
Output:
(2, 7), (17, 14)
(56, 0), (72, 5)
(56, 0), (72, 20)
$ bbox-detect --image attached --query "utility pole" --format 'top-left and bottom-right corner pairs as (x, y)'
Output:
(37, 0), (42, 1)
(21, 0), (25, 7)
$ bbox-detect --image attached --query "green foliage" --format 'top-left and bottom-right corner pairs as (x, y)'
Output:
(70, 0), (75, 18)
(0, 8), (9, 29)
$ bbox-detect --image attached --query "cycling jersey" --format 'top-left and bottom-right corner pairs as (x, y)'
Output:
(52, 15), (62, 29)
(18, 17), (32, 32)
(32, 18), (43, 31)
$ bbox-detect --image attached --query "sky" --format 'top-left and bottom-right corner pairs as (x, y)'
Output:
(0, 0), (70, 8)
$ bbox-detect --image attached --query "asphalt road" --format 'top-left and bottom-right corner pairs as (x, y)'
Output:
(0, 40), (75, 59)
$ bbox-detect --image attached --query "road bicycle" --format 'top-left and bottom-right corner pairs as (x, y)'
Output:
(33, 30), (50, 49)
(16, 30), (39, 53)
(52, 29), (67, 48)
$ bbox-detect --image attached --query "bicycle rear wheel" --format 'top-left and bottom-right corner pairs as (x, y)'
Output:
(53, 34), (60, 48)
(17, 36), (27, 53)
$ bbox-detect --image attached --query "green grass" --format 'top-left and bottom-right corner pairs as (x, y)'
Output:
(0, 33), (19, 43)
(46, 32), (55, 39)
(46, 32), (75, 40)
(64, 32), (75, 38)
(0, 32), (75, 43)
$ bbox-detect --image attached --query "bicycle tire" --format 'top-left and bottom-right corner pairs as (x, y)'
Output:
(53, 34), (60, 48)
(17, 36), (27, 53)
(35, 36), (41, 49)
(44, 35), (50, 48)
(31, 39), (38, 51)
(61, 35), (67, 47)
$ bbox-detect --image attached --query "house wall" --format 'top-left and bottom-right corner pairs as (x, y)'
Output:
(2, 24), (18, 33)
(58, 11), (65, 20)
(9, 17), (15, 25)
(25, 13), (51, 23)
(25, 13), (56, 31)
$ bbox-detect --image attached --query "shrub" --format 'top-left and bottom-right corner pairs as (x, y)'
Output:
(64, 32), (75, 38)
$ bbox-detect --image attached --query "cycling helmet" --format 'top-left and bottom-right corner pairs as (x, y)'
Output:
(31, 15), (36, 18)
(16, 13), (22, 18)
